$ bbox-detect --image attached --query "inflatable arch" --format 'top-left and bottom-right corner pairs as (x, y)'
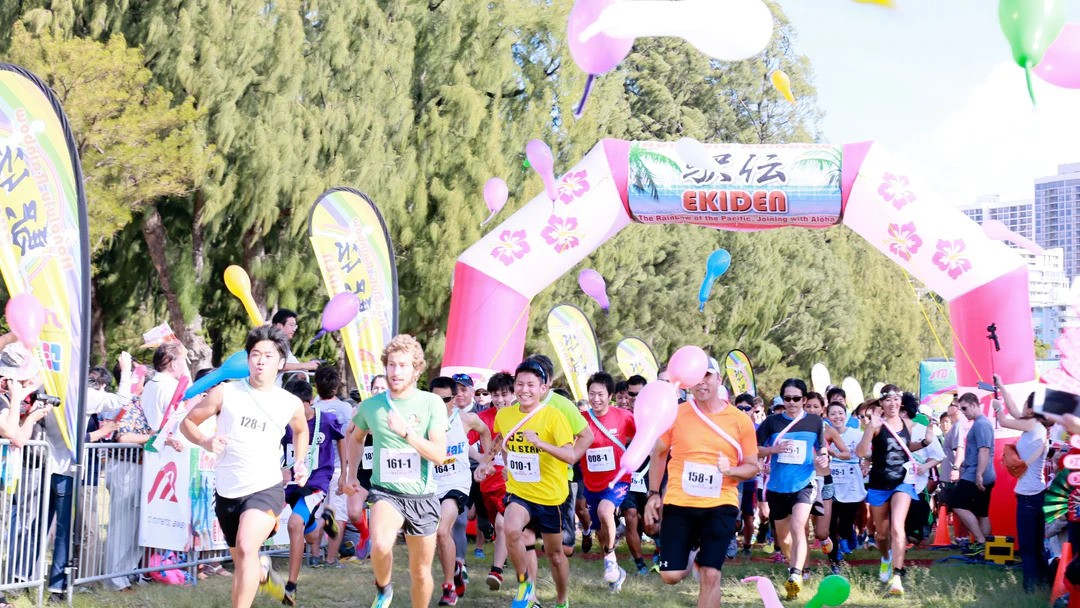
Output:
(441, 139), (1036, 533)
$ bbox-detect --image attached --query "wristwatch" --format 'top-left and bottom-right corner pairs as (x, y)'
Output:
(647, 490), (661, 498)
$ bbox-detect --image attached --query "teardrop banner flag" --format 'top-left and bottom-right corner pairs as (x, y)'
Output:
(616, 337), (658, 382)
(308, 188), (398, 400)
(546, 303), (602, 402)
(724, 349), (756, 397)
(0, 64), (91, 461)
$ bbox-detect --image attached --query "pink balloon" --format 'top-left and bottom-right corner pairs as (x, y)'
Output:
(1035, 22), (1080, 89)
(567, 0), (635, 75)
(483, 177), (508, 214)
(526, 139), (559, 202)
(321, 292), (361, 333)
(619, 381), (679, 473)
(742, 576), (783, 608)
(667, 345), (708, 389)
(5, 293), (45, 349)
(577, 269), (610, 311)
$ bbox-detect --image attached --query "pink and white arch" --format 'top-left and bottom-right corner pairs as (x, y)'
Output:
(441, 138), (1036, 531)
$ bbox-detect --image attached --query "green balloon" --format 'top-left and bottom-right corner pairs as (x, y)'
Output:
(998, 0), (1066, 102)
(806, 575), (851, 608)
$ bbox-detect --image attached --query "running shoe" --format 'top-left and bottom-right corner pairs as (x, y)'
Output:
(888, 574), (904, 596)
(259, 556), (287, 603)
(474, 548), (486, 560)
(689, 548), (700, 582)
(322, 510), (339, 538)
(510, 579), (535, 608)
(785, 574), (802, 600)
(454, 561), (468, 597)
(771, 551), (785, 564)
(839, 539), (851, 556)
(821, 537), (834, 556)
(727, 537), (738, 559)
(603, 555), (620, 583)
(487, 570), (503, 590)
(282, 584), (297, 607)
(965, 542), (986, 559)
(829, 562), (842, 576)
(609, 567), (627, 594)
(581, 533), (593, 554)
(879, 551), (893, 583)
(370, 584), (394, 608)
(439, 583), (458, 606)
(637, 563), (650, 576)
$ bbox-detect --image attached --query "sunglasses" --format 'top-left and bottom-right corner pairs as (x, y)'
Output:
(440, 395), (453, 403)
(475, 390), (489, 396)
(737, 406), (752, 412)
(517, 361), (548, 384)
(628, 391), (640, 398)
(782, 395), (804, 403)
(452, 373), (473, 385)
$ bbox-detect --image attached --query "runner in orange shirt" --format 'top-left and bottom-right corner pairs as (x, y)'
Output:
(644, 357), (760, 608)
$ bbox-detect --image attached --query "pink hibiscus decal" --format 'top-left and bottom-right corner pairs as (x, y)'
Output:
(540, 215), (582, 253)
(932, 239), (972, 280)
(878, 172), (917, 210)
(557, 170), (590, 204)
(490, 229), (530, 266)
(885, 222), (923, 262)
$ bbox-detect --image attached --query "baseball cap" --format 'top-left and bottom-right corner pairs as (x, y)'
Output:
(0, 343), (41, 381)
(705, 357), (721, 375)
(451, 373), (474, 388)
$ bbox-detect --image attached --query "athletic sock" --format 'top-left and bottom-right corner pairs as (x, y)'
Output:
(376, 582), (392, 596)
(491, 566), (503, 575)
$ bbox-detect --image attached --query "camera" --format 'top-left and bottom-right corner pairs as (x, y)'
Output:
(33, 391), (62, 407)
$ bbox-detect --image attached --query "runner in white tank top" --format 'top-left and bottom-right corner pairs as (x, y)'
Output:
(430, 378), (492, 605)
(181, 326), (309, 608)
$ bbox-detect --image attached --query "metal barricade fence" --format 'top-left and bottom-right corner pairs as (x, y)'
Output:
(73, 443), (288, 591)
(0, 439), (52, 608)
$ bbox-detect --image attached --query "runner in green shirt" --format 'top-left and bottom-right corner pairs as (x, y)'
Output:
(344, 335), (448, 608)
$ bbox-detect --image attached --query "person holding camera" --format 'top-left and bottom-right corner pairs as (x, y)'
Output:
(0, 342), (49, 446)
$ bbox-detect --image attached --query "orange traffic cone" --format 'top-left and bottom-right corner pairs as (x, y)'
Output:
(1053, 541), (1074, 605)
(931, 506), (951, 547)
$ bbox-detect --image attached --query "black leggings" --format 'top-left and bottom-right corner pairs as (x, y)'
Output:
(829, 501), (861, 562)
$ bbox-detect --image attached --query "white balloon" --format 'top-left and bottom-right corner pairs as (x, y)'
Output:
(674, 137), (721, 173)
(580, 0), (774, 62)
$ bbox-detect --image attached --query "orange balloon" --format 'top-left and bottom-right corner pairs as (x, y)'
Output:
(770, 70), (795, 104)
(223, 265), (265, 327)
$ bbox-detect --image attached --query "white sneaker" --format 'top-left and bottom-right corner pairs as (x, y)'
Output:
(609, 567), (627, 593)
(888, 574), (904, 596)
(689, 548), (700, 582)
(879, 551), (893, 583)
(603, 555), (620, 583)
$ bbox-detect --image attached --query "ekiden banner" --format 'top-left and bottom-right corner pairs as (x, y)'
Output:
(615, 337), (658, 382)
(0, 64), (91, 459)
(309, 188), (398, 399)
(627, 141), (843, 230)
(546, 303), (602, 402)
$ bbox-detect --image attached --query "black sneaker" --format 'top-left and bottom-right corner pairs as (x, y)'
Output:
(322, 510), (339, 538)
(965, 542), (985, 558)
(582, 533), (593, 554)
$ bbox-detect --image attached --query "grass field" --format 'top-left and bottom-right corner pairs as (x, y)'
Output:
(3, 545), (1056, 608)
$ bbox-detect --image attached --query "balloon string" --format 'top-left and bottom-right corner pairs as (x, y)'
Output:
(924, 283), (985, 382)
(573, 74), (595, 119)
(480, 210), (497, 227)
(901, 268), (982, 380)
(485, 303), (531, 369)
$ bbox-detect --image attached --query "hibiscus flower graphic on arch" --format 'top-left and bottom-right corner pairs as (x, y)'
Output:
(884, 222), (922, 262)
(557, 170), (590, 204)
(541, 215), (582, 253)
(932, 239), (972, 280)
(878, 172), (917, 210)
(490, 229), (530, 266)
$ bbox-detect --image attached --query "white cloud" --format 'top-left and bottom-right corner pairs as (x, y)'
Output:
(892, 61), (1080, 205)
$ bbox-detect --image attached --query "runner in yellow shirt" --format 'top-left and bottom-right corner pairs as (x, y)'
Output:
(480, 360), (574, 608)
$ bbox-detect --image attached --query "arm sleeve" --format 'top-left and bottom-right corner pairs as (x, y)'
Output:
(756, 418), (772, 447)
(327, 413), (345, 440)
(976, 421), (994, 451)
(815, 418), (826, 449)
(740, 417), (759, 462)
(427, 395), (449, 436)
(550, 410), (574, 447)
(567, 407), (587, 436)
(352, 403), (370, 431)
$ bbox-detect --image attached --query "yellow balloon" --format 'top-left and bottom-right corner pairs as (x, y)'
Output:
(854, 0), (895, 6)
(770, 70), (795, 104)
(223, 265), (265, 327)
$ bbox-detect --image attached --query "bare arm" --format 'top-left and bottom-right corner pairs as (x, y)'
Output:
(976, 446), (990, 485)
(824, 425), (852, 460)
(406, 426), (448, 465)
(180, 385), (224, 450)
(464, 412), (492, 455)
(343, 425), (370, 485)
(855, 426), (878, 459)
(288, 407), (310, 484)
(528, 436), (576, 464)
(571, 425), (594, 465)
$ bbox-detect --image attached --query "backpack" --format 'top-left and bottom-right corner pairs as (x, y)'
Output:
(148, 551), (188, 585)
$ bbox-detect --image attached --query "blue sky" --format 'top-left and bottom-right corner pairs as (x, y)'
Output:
(775, 0), (1080, 204)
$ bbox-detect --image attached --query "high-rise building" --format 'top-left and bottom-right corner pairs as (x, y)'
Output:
(958, 194), (1034, 239)
(1023, 248), (1070, 309)
(1035, 163), (1080, 281)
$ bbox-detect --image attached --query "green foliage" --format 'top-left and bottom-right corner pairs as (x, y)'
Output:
(0, 0), (952, 391)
